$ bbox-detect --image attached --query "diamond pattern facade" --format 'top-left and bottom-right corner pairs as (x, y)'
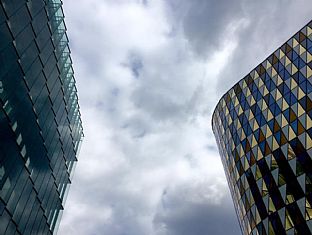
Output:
(212, 20), (312, 235)
(0, 0), (83, 234)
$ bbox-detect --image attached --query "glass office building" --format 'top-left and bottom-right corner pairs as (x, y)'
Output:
(0, 0), (83, 234)
(212, 20), (312, 234)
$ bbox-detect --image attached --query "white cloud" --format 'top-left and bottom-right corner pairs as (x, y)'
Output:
(59, 0), (312, 234)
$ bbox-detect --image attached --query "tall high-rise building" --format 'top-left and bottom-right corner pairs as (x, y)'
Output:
(212, 20), (312, 234)
(0, 0), (83, 234)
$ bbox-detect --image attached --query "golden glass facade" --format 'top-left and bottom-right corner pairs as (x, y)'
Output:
(212, 20), (312, 235)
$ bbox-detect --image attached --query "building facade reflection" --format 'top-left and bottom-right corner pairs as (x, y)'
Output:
(0, 1), (83, 234)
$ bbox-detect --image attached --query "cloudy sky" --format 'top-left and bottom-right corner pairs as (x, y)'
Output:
(58, 1), (312, 234)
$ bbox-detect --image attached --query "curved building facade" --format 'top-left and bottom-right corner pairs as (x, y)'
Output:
(0, 0), (83, 234)
(212, 20), (312, 235)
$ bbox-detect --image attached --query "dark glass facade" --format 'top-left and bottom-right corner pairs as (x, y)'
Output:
(0, 0), (83, 234)
(212, 20), (312, 235)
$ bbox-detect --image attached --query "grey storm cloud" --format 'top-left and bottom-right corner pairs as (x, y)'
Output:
(154, 201), (240, 235)
(153, 182), (241, 235)
(58, 0), (312, 235)
(130, 85), (202, 122)
(215, 0), (312, 95)
(166, 0), (312, 94)
(166, 0), (244, 57)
